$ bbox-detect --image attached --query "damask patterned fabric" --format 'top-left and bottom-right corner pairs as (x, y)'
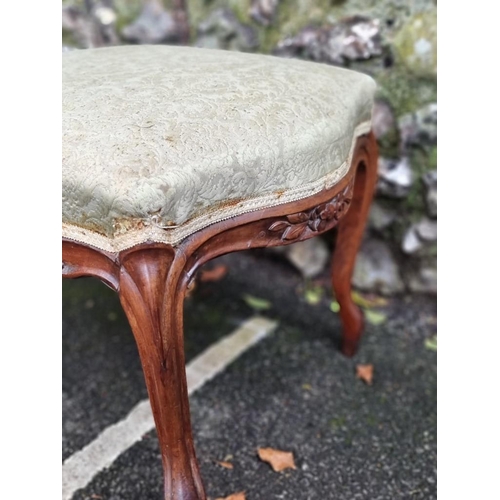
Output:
(63, 45), (375, 251)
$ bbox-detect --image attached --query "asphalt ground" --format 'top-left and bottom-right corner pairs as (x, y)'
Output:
(63, 249), (437, 500)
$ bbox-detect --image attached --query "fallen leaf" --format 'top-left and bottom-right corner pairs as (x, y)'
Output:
(200, 264), (228, 282)
(243, 294), (272, 311)
(215, 492), (246, 500)
(364, 309), (387, 325)
(257, 447), (296, 472)
(352, 291), (388, 309)
(302, 383), (312, 391)
(304, 285), (323, 305)
(425, 335), (437, 351)
(216, 461), (234, 469)
(356, 364), (374, 385)
(330, 301), (340, 313)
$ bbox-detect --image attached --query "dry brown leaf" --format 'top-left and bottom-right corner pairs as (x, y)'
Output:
(356, 364), (374, 385)
(216, 461), (234, 469)
(200, 264), (228, 282)
(257, 447), (296, 472)
(215, 492), (246, 500)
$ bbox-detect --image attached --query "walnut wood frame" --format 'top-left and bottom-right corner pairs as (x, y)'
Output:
(62, 132), (378, 500)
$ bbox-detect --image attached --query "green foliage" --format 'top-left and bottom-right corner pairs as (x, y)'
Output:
(425, 335), (437, 351)
(376, 69), (437, 116)
(243, 294), (272, 311)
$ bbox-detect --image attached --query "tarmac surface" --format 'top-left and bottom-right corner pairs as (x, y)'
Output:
(63, 249), (437, 500)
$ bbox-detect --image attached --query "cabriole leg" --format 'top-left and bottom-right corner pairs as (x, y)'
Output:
(118, 246), (206, 500)
(331, 133), (379, 357)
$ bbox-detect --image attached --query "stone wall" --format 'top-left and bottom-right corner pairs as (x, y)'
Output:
(62, 0), (437, 294)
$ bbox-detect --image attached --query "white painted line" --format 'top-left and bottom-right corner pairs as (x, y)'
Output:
(186, 315), (277, 393)
(62, 315), (278, 500)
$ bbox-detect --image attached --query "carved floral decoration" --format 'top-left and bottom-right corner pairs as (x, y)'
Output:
(268, 184), (353, 241)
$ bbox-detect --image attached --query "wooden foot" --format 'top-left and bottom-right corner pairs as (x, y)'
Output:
(118, 245), (206, 500)
(331, 132), (379, 357)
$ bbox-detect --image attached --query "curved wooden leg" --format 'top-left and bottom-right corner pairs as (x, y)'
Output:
(331, 132), (379, 357)
(118, 246), (206, 500)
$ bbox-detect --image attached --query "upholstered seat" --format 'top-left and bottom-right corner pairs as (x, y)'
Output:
(62, 45), (375, 251)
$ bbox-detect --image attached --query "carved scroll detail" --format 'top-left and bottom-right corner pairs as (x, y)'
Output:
(268, 183), (354, 241)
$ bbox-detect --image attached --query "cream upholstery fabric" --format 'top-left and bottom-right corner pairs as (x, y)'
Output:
(62, 45), (375, 251)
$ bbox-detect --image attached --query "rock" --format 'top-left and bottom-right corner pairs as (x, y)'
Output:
(422, 170), (437, 218)
(402, 224), (422, 254)
(121, 0), (182, 44)
(62, 4), (85, 31)
(368, 202), (397, 232)
(372, 99), (396, 140)
(372, 99), (400, 157)
(62, 2), (119, 48)
(250, 0), (279, 26)
(94, 4), (117, 26)
(393, 9), (437, 77)
(402, 217), (437, 254)
(196, 8), (258, 52)
(284, 238), (330, 278)
(416, 217), (437, 242)
(62, 5), (93, 48)
(274, 16), (383, 65)
(352, 239), (404, 295)
(406, 264), (437, 294)
(399, 103), (437, 150)
(274, 25), (318, 57)
(336, 17), (382, 61)
(377, 157), (413, 198)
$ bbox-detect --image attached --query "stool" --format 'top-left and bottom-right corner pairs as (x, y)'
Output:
(62, 45), (378, 500)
